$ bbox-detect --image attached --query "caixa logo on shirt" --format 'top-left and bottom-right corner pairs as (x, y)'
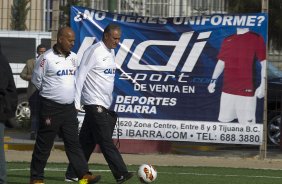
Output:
(104, 68), (116, 74)
(56, 69), (76, 76)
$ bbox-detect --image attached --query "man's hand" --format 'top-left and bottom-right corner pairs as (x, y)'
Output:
(76, 105), (85, 113)
(255, 85), (265, 99)
(208, 82), (216, 93)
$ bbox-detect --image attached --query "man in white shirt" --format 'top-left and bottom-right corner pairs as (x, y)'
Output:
(30, 26), (101, 184)
(65, 24), (133, 184)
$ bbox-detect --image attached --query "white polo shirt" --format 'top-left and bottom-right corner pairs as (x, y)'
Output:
(75, 41), (116, 109)
(32, 48), (78, 104)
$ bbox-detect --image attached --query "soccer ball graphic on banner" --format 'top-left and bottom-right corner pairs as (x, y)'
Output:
(137, 164), (157, 183)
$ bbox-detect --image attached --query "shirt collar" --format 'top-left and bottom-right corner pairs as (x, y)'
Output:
(53, 44), (70, 58)
(101, 41), (111, 52)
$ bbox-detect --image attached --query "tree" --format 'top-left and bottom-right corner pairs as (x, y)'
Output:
(227, 0), (261, 13)
(60, 0), (83, 27)
(10, 0), (30, 30)
(268, 0), (282, 50)
(227, 0), (282, 51)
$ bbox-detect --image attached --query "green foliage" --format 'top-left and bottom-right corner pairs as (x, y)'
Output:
(60, 0), (83, 26)
(227, 0), (261, 13)
(269, 0), (282, 50)
(10, 0), (31, 30)
(227, 0), (282, 51)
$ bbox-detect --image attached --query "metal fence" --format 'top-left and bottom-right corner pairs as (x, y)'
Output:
(1, 0), (282, 159)
(0, 0), (227, 32)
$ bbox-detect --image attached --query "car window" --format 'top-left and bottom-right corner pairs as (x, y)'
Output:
(268, 62), (282, 79)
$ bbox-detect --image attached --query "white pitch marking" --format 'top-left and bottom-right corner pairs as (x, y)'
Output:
(7, 168), (282, 179)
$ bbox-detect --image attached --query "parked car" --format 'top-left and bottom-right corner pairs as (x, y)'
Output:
(267, 62), (282, 145)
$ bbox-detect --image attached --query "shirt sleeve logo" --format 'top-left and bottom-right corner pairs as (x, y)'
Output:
(40, 58), (46, 67)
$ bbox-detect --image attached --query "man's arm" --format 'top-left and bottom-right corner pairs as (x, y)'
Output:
(75, 46), (95, 110)
(207, 60), (225, 93)
(31, 55), (45, 90)
(20, 59), (33, 81)
(255, 60), (266, 99)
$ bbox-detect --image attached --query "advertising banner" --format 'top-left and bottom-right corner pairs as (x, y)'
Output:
(71, 6), (268, 145)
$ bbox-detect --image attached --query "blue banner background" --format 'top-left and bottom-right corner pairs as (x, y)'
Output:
(71, 6), (267, 123)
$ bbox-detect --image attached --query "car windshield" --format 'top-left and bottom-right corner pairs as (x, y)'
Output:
(268, 62), (282, 79)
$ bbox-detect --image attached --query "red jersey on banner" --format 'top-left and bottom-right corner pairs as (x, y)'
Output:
(217, 31), (266, 96)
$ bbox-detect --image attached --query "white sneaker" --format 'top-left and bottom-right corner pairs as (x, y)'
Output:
(65, 177), (78, 182)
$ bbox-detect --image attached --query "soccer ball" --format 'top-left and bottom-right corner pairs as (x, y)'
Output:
(137, 164), (157, 183)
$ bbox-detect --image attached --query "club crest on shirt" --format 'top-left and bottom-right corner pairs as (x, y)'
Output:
(97, 106), (103, 113)
(45, 117), (52, 126)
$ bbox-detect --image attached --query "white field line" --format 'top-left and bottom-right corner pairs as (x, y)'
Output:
(7, 168), (282, 179)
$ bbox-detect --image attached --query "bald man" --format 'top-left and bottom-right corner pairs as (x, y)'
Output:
(30, 27), (101, 184)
